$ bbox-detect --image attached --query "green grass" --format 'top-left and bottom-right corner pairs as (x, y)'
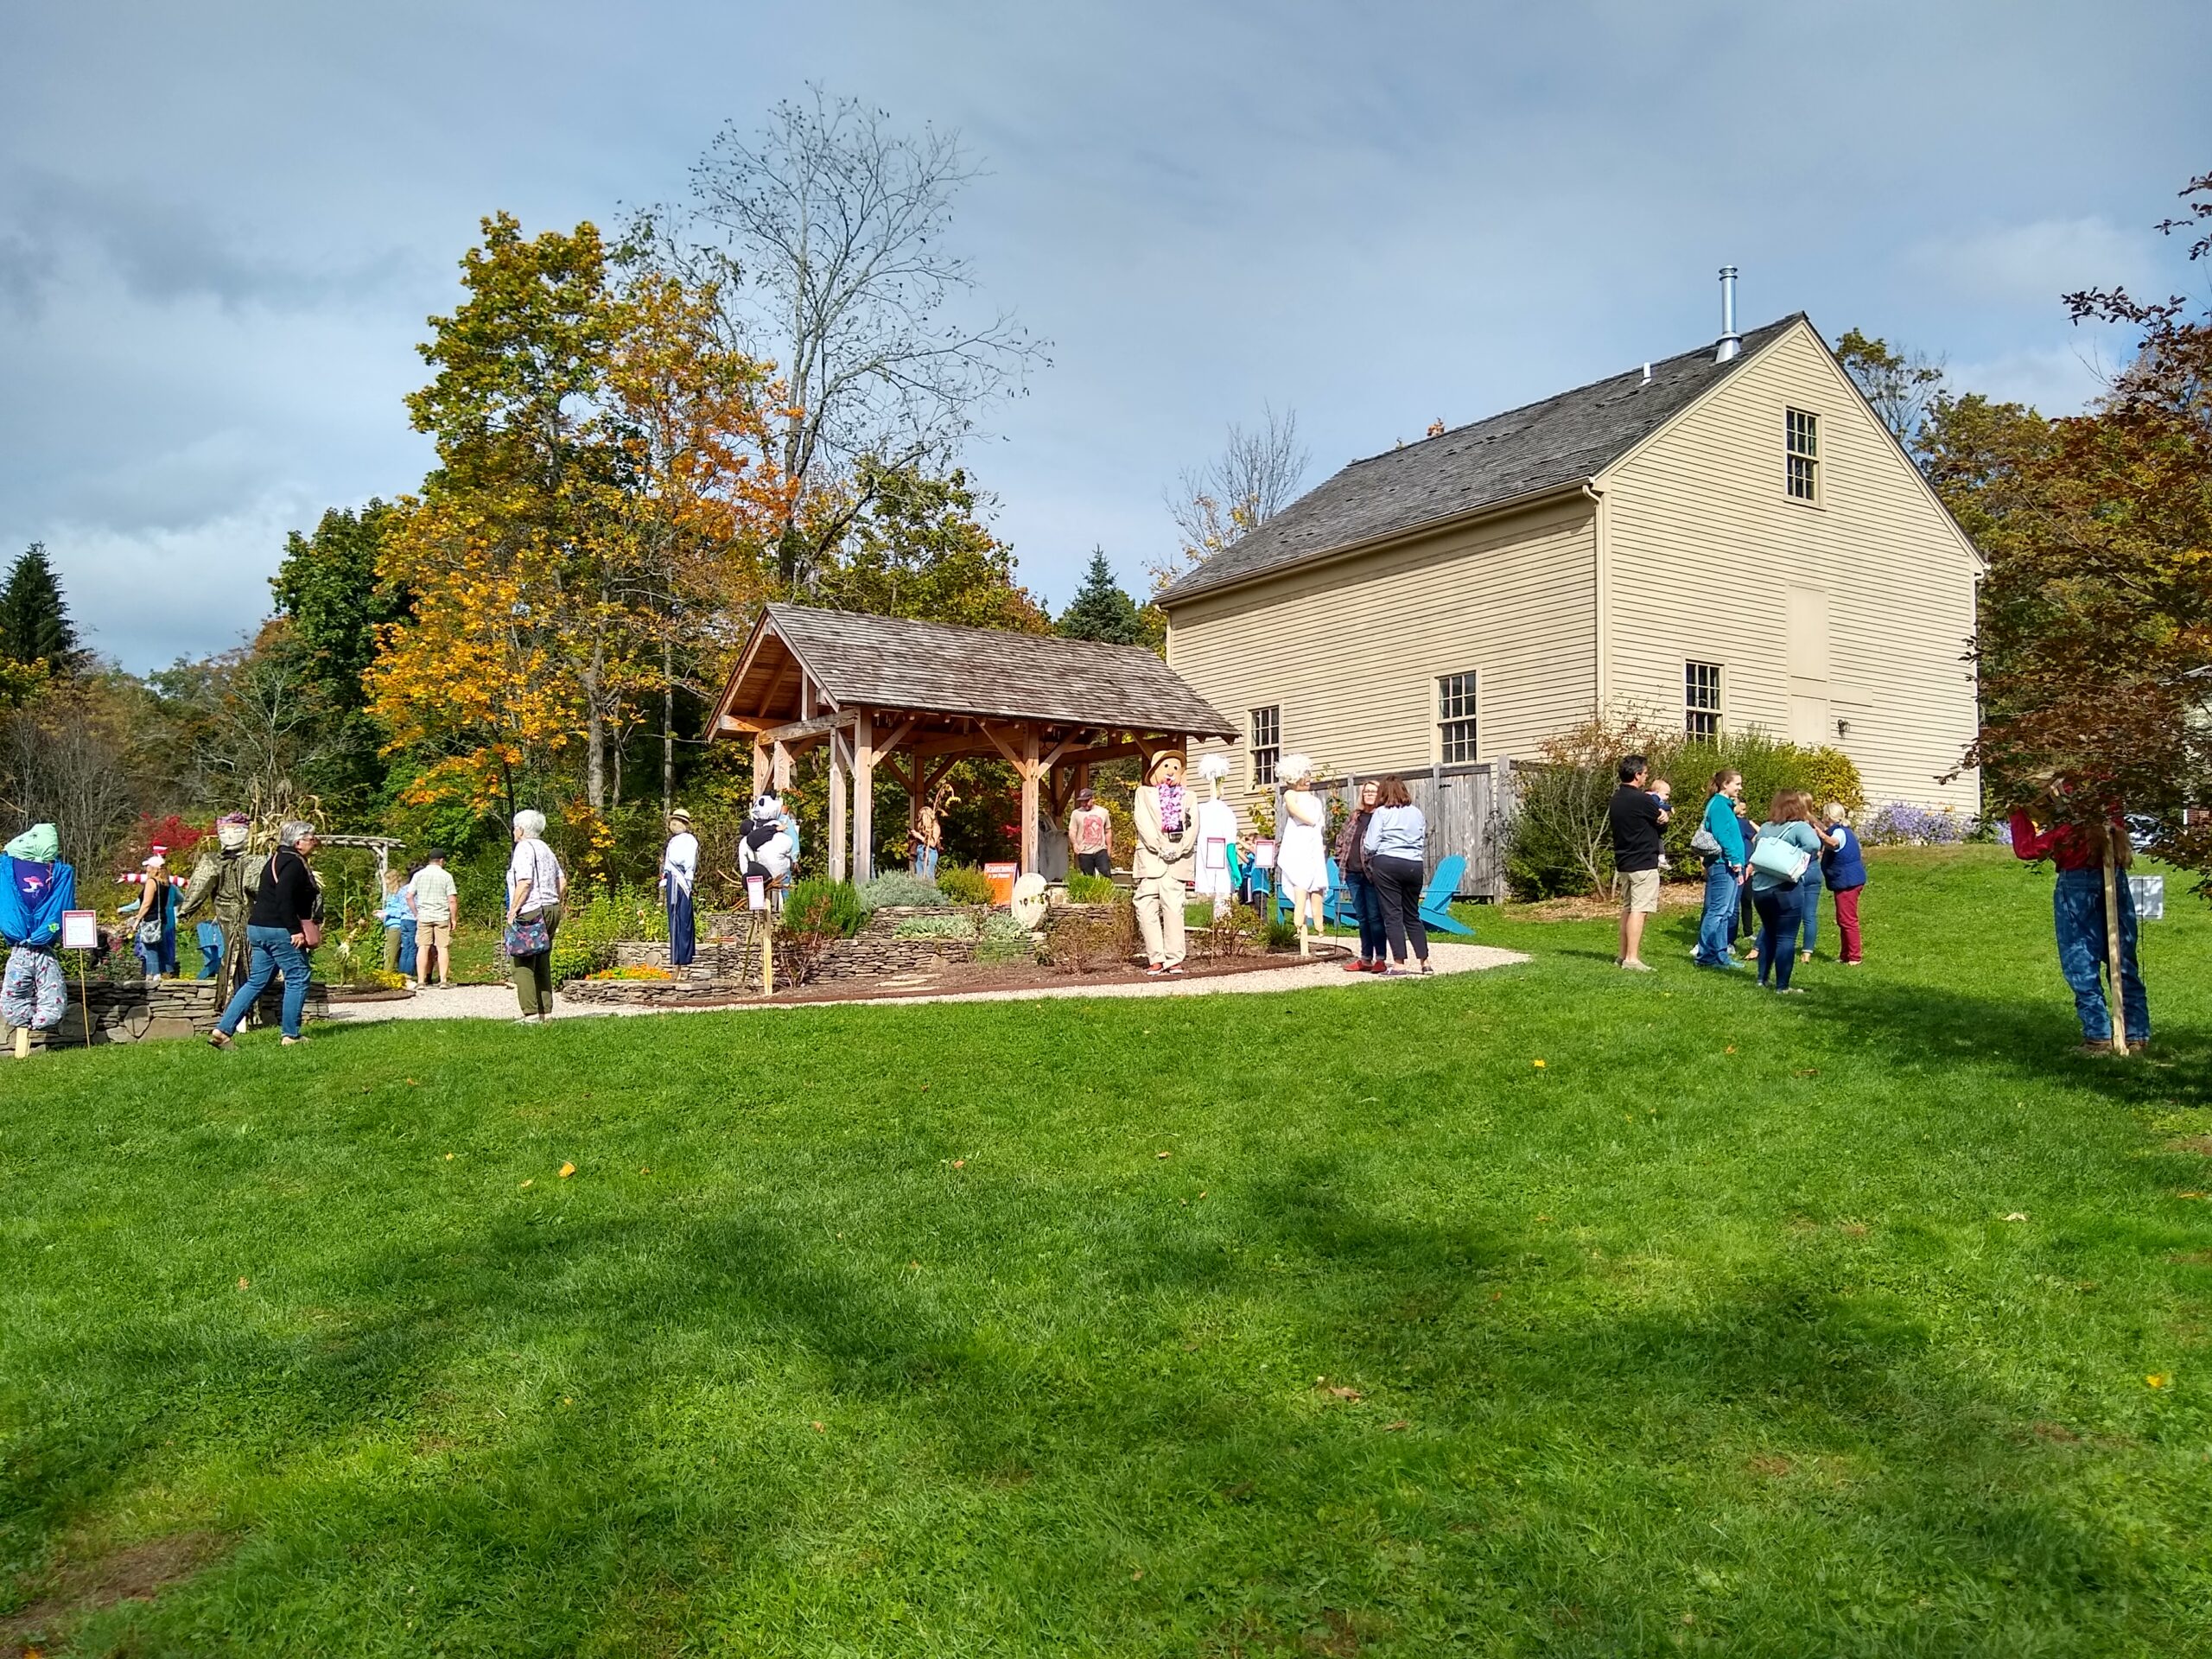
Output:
(3, 848), (2209, 1656)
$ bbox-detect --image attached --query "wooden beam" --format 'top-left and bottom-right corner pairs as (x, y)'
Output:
(1019, 727), (1041, 875)
(827, 730), (848, 884)
(751, 737), (768, 798)
(874, 719), (917, 760)
(852, 709), (874, 886)
(717, 713), (777, 735)
(979, 721), (1027, 772)
(772, 741), (791, 793)
(759, 710), (856, 747)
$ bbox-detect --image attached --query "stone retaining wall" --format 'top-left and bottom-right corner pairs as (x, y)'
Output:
(10, 976), (334, 1050)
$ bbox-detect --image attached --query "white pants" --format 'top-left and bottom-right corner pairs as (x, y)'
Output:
(1135, 878), (1187, 967)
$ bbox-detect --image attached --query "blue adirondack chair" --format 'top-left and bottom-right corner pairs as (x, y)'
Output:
(1418, 855), (1474, 937)
(1322, 859), (1363, 930)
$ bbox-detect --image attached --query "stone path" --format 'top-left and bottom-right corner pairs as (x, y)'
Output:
(321, 942), (1530, 1027)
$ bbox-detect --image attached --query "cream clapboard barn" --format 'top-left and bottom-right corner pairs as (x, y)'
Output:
(1157, 307), (1984, 831)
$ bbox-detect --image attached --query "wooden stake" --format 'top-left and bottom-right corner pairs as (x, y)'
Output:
(2102, 828), (2129, 1056)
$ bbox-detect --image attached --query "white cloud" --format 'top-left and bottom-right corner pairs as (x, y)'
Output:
(1906, 217), (2161, 308)
(38, 493), (320, 671)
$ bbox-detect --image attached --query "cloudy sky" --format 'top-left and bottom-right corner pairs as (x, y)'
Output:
(3, 0), (2206, 670)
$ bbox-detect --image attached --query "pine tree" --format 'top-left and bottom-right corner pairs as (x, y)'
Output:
(1054, 547), (1144, 645)
(0, 543), (81, 671)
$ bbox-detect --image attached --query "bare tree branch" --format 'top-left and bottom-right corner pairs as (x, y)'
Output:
(1153, 404), (1310, 594)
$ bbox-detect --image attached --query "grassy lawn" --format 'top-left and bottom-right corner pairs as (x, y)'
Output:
(3, 847), (2208, 1656)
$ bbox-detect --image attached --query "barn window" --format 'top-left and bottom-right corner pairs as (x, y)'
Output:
(1249, 705), (1280, 786)
(1685, 661), (1724, 739)
(1437, 672), (1478, 764)
(1786, 408), (1819, 501)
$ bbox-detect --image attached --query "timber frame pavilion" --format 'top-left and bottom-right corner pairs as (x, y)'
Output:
(706, 604), (1238, 881)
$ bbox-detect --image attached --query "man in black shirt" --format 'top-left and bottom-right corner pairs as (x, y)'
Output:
(1608, 753), (1669, 971)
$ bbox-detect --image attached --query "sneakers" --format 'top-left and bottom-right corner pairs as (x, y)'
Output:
(1342, 959), (1370, 974)
(1145, 963), (1166, 977)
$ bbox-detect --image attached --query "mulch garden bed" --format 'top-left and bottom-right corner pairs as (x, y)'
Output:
(563, 942), (1355, 1011)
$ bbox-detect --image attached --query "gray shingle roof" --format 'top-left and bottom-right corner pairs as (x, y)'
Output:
(1158, 315), (1807, 603)
(764, 603), (1237, 736)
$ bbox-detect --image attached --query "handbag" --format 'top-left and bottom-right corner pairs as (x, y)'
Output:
(1689, 825), (1723, 858)
(1747, 835), (1811, 885)
(505, 914), (552, 958)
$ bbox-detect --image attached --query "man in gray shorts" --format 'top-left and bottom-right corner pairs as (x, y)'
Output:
(1608, 753), (1669, 971)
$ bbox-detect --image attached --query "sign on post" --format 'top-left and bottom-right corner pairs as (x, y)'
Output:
(60, 910), (98, 950)
(2130, 874), (2165, 920)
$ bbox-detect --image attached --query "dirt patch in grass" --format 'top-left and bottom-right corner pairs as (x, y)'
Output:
(0, 1530), (228, 1644)
(1746, 1453), (1795, 1478)
(2165, 1135), (2212, 1156)
(1498, 882), (1707, 923)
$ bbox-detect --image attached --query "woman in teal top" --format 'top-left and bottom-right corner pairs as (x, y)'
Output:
(1750, 791), (1825, 992)
(1694, 769), (1749, 969)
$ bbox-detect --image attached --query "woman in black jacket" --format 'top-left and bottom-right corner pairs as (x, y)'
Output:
(208, 822), (320, 1047)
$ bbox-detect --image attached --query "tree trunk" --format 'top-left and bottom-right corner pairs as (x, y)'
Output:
(2102, 829), (2129, 1056)
(583, 640), (607, 811)
(662, 637), (675, 820)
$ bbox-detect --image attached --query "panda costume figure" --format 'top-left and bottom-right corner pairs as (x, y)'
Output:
(741, 794), (797, 894)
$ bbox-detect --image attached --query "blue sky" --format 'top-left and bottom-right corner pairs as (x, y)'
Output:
(3, 0), (2206, 670)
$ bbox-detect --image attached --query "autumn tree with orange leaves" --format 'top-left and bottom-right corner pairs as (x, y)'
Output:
(369, 214), (791, 821)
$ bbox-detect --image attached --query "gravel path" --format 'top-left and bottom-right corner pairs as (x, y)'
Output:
(322, 941), (1530, 1027)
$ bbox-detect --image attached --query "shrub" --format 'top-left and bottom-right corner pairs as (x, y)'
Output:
(775, 878), (866, 985)
(1264, 914), (1299, 951)
(547, 884), (666, 985)
(937, 864), (995, 906)
(1064, 872), (1118, 904)
(860, 871), (944, 910)
(1861, 802), (1970, 846)
(1505, 715), (1872, 899)
(892, 914), (976, 939)
(974, 910), (1037, 965)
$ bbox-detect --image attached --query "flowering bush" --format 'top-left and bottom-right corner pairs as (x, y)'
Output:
(1861, 802), (1969, 846)
(587, 963), (673, 982)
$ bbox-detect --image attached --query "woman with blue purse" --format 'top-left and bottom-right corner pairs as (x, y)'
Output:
(505, 810), (569, 1023)
(1747, 791), (1825, 993)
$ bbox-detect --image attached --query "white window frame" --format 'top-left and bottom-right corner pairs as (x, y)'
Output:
(1249, 704), (1280, 787)
(1436, 671), (1479, 765)
(1785, 406), (1820, 503)
(1684, 659), (1725, 740)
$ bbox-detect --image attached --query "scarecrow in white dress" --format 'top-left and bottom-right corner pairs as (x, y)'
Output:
(1275, 753), (1328, 956)
(1191, 753), (1241, 919)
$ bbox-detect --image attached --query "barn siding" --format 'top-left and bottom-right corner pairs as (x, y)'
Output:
(1165, 498), (1599, 817)
(1599, 321), (1981, 812)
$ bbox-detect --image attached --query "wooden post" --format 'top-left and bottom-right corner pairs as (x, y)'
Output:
(772, 742), (791, 794)
(828, 732), (849, 885)
(752, 738), (769, 799)
(1019, 726), (1041, 875)
(2102, 827), (2130, 1056)
(853, 709), (874, 887)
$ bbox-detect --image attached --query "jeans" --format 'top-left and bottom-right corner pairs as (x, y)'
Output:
(1369, 853), (1428, 963)
(1795, 881), (1819, 954)
(1344, 868), (1386, 962)
(915, 846), (941, 882)
(1075, 849), (1111, 878)
(2054, 868), (2149, 1043)
(1751, 887), (1802, 989)
(218, 925), (313, 1038)
(1694, 860), (1740, 966)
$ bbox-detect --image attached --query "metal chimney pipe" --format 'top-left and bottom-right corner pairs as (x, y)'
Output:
(1715, 265), (1741, 362)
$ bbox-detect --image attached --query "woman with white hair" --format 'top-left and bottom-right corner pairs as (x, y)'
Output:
(208, 819), (321, 1048)
(1275, 753), (1327, 955)
(505, 810), (569, 1023)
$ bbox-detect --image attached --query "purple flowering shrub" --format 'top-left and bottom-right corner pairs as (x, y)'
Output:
(1862, 802), (1979, 846)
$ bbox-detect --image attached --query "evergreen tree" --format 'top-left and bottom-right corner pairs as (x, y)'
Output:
(269, 501), (411, 810)
(1054, 547), (1144, 645)
(0, 543), (81, 671)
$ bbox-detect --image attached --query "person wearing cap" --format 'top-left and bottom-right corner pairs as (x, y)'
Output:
(1068, 787), (1113, 878)
(122, 847), (181, 978)
(180, 813), (254, 1001)
(409, 849), (459, 988)
(1132, 746), (1198, 975)
(659, 809), (700, 969)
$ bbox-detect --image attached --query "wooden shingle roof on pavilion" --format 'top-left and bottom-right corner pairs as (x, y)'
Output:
(709, 603), (1236, 739)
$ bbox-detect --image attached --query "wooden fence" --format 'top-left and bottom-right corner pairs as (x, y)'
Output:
(1290, 758), (1520, 900)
